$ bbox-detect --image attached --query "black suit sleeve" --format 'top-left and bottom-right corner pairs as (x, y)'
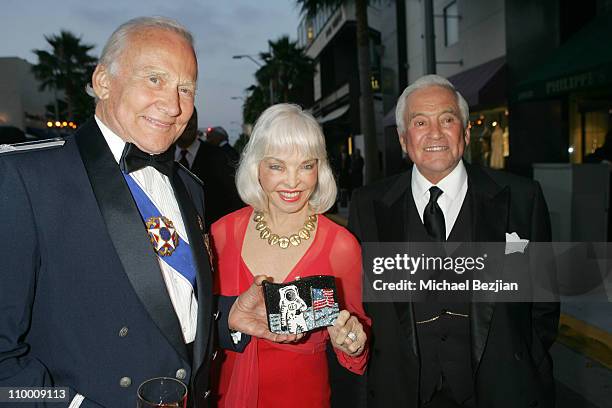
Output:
(529, 181), (560, 351)
(328, 188), (368, 407)
(348, 188), (363, 242)
(215, 296), (250, 352)
(0, 159), (106, 407)
(0, 158), (52, 387)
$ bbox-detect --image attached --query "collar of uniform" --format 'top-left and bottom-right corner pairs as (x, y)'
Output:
(411, 160), (467, 202)
(175, 138), (200, 162)
(95, 115), (126, 165)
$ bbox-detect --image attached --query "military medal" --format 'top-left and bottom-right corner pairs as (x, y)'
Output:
(146, 216), (179, 256)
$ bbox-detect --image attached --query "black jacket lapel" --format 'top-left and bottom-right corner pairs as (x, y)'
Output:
(75, 119), (189, 363)
(171, 171), (213, 377)
(373, 170), (419, 358)
(374, 170), (411, 242)
(468, 165), (509, 244)
(465, 163), (510, 373)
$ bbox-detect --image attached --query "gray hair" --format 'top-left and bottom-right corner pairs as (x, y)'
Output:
(86, 16), (194, 97)
(235, 103), (337, 214)
(395, 74), (469, 133)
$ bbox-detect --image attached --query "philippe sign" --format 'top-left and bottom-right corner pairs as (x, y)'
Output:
(545, 72), (593, 95)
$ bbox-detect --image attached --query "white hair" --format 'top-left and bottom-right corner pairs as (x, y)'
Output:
(236, 103), (337, 214)
(395, 74), (469, 133)
(86, 16), (194, 97)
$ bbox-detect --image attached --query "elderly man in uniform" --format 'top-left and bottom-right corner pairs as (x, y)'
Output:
(0, 16), (294, 408)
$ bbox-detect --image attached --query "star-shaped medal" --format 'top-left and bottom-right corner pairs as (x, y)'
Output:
(145, 216), (179, 256)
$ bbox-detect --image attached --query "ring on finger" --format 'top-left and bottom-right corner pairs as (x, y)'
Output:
(347, 331), (357, 342)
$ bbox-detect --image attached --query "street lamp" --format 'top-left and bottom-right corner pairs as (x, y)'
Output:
(232, 54), (263, 67)
(232, 54), (274, 105)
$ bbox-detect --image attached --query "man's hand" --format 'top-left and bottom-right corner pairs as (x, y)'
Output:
(327, 310), (367, 356)
(228, 275), (304, 343)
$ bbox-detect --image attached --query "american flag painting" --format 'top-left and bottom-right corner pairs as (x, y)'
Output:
(264, 276), (338, 334)
(312, 288), (335, 311)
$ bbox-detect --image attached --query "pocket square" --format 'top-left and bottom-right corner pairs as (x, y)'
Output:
(505, 232), (529, 254)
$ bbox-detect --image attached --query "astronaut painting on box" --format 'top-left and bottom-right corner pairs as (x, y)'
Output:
(279, 285), (308, 333)
(263, 275), (340, 335)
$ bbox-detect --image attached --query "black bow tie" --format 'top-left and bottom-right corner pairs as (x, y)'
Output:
(120, 143), (175, 177)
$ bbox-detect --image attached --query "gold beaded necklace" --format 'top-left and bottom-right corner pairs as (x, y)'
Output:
(253, 211), (317, 249)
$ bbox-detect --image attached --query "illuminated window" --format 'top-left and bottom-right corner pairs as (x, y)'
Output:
(307, 25), (314, 41)
(371, 76), (380, 91)
(444, 1), (459, 46)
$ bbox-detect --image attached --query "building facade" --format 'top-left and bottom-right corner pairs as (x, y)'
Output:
(298, 0), (612, 179)
(0, 57), (56, 135)
(508, 0), (612, 175)
(381, 0), (612, 176)
(298, 1), (384, 180)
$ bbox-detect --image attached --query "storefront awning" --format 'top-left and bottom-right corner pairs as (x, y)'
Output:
(317, 104), (349, 124)
(383, 56), (506, 127)
(447, 56), (506, 108)
(514, 13), (612, 102)
(383, 107), (397, 128)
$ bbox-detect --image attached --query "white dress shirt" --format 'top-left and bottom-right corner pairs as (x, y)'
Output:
(174, 138), (201, 169)
(95, 116), (198, 343)
(411, 161), (468, 240)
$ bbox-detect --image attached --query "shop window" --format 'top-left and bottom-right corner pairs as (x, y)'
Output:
(467, 108), (509, 169)
(583, 110), (610, 158)
(570, 95), (612, 162)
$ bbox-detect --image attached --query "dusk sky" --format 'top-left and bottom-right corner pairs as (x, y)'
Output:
(0, 0), (303, 142)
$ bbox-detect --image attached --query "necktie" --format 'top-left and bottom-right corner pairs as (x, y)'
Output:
(179, 149), (190, 169)
(424, 186), (446, 241)
(120, 143), (175, 177)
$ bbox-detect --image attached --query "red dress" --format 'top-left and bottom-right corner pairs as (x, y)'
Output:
(211, 207), (370, 408)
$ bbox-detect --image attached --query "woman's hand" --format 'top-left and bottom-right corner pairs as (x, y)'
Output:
(327, 310), (367, 356)
(229, 275), (304, 343)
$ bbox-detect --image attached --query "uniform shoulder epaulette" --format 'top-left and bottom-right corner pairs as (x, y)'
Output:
(0, 138), (65, 155)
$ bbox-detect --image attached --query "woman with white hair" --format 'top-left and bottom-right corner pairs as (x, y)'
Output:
(211, 103), (370, 407)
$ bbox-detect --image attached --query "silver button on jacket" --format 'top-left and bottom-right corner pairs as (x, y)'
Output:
(175, 368), (187, 380)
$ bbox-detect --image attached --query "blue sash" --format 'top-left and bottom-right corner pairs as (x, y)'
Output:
(123, 173), (196, 288)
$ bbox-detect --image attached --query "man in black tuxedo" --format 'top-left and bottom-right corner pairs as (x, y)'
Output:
(0, 16), (296, 408)
(348, 75), (559, 407)
(176, 110), (243, 228)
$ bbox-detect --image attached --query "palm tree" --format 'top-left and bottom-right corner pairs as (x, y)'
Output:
(32, 30), (97, 123)
(243, 85), (268, 125)
(243, 36), (314, 125)
(257, 36), (315, 104)
(296, 0), (381, 183)
(233, 132), (250, 156)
